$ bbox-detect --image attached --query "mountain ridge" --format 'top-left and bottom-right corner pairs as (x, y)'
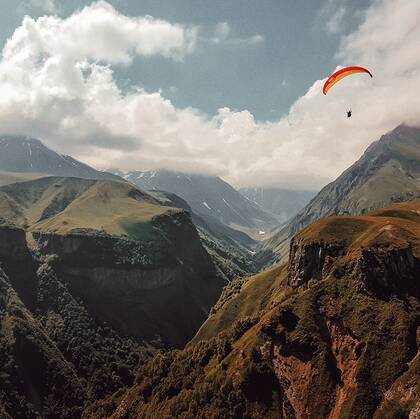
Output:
(258, 124), (420, 266)
(104, 200), (420, 419)
(0, 136), (119, 181)
(113, 169), (279, 238)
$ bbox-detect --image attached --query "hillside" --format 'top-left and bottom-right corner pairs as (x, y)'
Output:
(114, 169), (278, 238)
(0, 170), (44, 187)
(0, 177), (225, 418)
(149, 190), (257, 280)
(0, 146), (257, 280)
(259, 124), (420, 266)
(105, 201), (420, 419)
(0, 136), (119, 180)
(239, 187), (316, 224)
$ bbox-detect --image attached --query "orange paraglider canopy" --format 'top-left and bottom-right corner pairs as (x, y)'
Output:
(323, 66), (373, 95)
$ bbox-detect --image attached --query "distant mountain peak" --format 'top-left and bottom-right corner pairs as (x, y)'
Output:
(0, 135), (119, 181)
(110, 168), (279, 236)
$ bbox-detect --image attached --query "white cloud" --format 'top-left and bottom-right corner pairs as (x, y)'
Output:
(7, 1), (197, 65)
(317, 0), (350, 35)
(211, 21), (264, 46)
(327, 6), (346, 33)
(0, 0), (419, 190)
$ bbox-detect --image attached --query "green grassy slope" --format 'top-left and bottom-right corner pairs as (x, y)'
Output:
(0, 177), (167, 236)
(0, 176), (226, 417)
(191, 264), (288, 344)
(106, 201), (420, 419)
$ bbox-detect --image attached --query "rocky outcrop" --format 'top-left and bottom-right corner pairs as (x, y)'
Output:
(110, 202), (419, 419)
(288, 237), (345, 287)
(29, 210), (224, 346)
(288, 236), (419, 297)
(353, 246), (419, 297)
(0, 226), (38, 308)
(0, 226), (31, 260)
(0, 175), (228, 418)
(270, 319), (366, 419)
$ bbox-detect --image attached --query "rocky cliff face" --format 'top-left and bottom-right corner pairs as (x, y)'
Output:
(0, 178), (226, 418)
(288, 238), (345, 287)
(30, 210), (223, 346)
(287, 211), (420, 299)
(107, 201), (420, 419)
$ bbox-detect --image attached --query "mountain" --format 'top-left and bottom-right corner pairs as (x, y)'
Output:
(149, 190), (257, 280)
(259, 124), (420, 266)
(113, 169), (279, 237)
(239, 187), (316, 223)
(0, 137), (257, 280)
(0, 135), (119, 180)
(105, 200), (420, 419)
(0, 176), (225, 418)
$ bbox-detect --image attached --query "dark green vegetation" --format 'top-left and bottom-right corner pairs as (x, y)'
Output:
(259, 124), (420, 267)
(0, 177), (225, 418)
(0, 237), (144, 418)
(107, 201), (420, 419)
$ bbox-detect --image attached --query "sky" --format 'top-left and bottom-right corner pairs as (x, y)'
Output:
(0, 0), (419, 189)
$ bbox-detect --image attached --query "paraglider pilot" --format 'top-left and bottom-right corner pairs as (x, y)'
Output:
(347, 109), (352, 118)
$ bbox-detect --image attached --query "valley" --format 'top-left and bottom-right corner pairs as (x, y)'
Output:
(0, 124), (419, 418)
(0, 2), (419, 417)
(105, 200), (420, 419)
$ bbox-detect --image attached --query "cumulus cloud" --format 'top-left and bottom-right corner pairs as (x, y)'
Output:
(8, 1), (197, 65)
(0, 0), (419, 189)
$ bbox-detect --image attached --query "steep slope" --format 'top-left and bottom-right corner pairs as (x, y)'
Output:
(259, 124), (420, 266)
(0, 176), (224, 346)
(0, 136), (118, 180)
(149, 190), (257, 280)
(0, 226), (145, 418)
(0, 166), (257, 280)
(239, 187), (316, 224)
(106, 201), (420, 419)
(0, 177), (226, 418)
(114, 169), (278, 237)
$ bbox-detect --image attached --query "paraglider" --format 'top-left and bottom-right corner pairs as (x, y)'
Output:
(323, 66), (373, 118)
